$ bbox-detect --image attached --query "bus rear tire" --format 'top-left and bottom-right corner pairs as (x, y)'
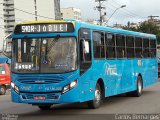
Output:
(38, 105), (51, 110)
(130, 76), (143, 97)
(87, 83), (102, 109)
(0, 86), (6, 95)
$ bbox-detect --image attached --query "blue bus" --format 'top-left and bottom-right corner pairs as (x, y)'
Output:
(4, 20), (158, 110)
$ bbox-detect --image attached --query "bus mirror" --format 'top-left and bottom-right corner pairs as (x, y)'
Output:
(80, 39), (90, 62)
(84, 41), (89, 54)
(80, 39), (89, 54)
(3, 34), (12, 59)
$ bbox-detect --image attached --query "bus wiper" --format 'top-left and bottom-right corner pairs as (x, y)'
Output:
(42, 36), (60, 64)
(47, 36), (60, 53)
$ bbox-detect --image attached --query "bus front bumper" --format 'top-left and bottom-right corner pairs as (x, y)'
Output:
(11, 87), (81, 104)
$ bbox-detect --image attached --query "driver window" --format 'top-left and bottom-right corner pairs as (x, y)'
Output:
(79, 28), (91, 62)
(79, 28), (92, 75)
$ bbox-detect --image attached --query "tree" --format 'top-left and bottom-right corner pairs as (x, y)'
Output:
(138, 21), (160, 34)
(123, 21), (160, 44)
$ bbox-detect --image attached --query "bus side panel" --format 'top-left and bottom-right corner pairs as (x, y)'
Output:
(141, 59), (158, 88)
(79, 68), (97, 102)
(105, 60), (136, 96)
(119, 60), (135, 93)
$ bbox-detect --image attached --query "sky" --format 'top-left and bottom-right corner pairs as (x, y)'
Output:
(61, 0), (160, 25)
(0, 0), (160, 49)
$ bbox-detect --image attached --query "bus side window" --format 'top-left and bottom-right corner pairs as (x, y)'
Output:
(143, 38), (150, 58)
(80, 40), (91, 62)
(150, 39), (156, 58)
(116, 34), (126, 58)
(93, 31), (105, 59)
(135, 37), (143, 58)
(105, 33), (115, 59)
(79, 28), (92, 62)
(79, 28), (92, 75)
(126, 36), (134, 58)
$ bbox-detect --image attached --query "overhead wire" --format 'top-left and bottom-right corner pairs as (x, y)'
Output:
(111, 0), (147, 19)
(13, 7), (54, 19)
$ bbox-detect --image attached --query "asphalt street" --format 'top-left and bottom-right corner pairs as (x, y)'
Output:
(0, 82), (160, 120)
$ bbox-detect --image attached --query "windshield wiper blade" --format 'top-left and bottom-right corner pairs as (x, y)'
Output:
(47, 36), (60, 53)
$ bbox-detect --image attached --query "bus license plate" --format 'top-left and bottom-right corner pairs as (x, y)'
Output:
(34, 96), (46, 100)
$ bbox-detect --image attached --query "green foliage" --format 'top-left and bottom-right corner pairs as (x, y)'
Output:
(138, 21), (160, 34)
(123, 21), (160, 45)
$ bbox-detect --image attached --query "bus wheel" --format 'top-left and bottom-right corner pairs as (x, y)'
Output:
(87, 83), (102, 109)
(38, 105), (51, 110)
(132, 76), (143, 97)
(0, 86), (6, 95)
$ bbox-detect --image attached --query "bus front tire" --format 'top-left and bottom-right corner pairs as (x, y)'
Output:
(0, 86), (6, 95)
(87, 83), (102, 109)
(38, 105), (51, 110)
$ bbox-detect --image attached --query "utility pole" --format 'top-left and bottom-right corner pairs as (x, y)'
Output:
(54, 0), (61, 20)
(148, 15), (159, 21)
(95, 0), (106, 25)
(34, 0), (38, 21)
(148, 15), (159, 20)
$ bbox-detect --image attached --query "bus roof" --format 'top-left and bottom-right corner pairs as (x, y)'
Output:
(75, 21), (156, 39)
(14, 19), (156, 39)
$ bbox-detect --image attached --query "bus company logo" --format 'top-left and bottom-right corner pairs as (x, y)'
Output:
(105, 63), (118, 76)
(138, 60), (143, 66)
(20, 86), (32, 91)
(38, 86), (43, 90)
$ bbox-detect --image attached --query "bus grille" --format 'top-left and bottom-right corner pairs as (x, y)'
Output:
(17, 76), (64, 84)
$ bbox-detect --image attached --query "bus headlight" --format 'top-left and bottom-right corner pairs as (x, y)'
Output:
(11, 82), (15, 88)
(63, 85), (70, 93)
(62, 80), (78, 94)
(14, 85), (19, 94)
(11, 82), (19, 94)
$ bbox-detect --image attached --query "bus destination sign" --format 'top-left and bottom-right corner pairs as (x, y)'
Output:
(14, 23), (74, 34)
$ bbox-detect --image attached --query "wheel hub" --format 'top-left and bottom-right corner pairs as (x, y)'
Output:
(95, 90), (101, 103)
(0, 88), (5, 94)
(138, 81), (142, 93)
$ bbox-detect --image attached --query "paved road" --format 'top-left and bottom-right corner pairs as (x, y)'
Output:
(0, 82), (160, 120)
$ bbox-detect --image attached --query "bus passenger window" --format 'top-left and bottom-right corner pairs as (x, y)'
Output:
(105, 33), (115, 59)
(135, 37), (143, 58)
(93, 31), (105, 59)
(116, 35), (126, 58)
(126, 36), (134, 58)
(143, 38), (149, 58)
(149, 39), (156, 58)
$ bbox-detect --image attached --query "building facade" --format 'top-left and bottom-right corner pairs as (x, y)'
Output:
(3, 0), (15, 35)
(61, 7), (81, 20)
(0, 0), (56, 49)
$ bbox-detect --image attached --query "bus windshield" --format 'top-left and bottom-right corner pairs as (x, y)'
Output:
(12, 37), (77, 73)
